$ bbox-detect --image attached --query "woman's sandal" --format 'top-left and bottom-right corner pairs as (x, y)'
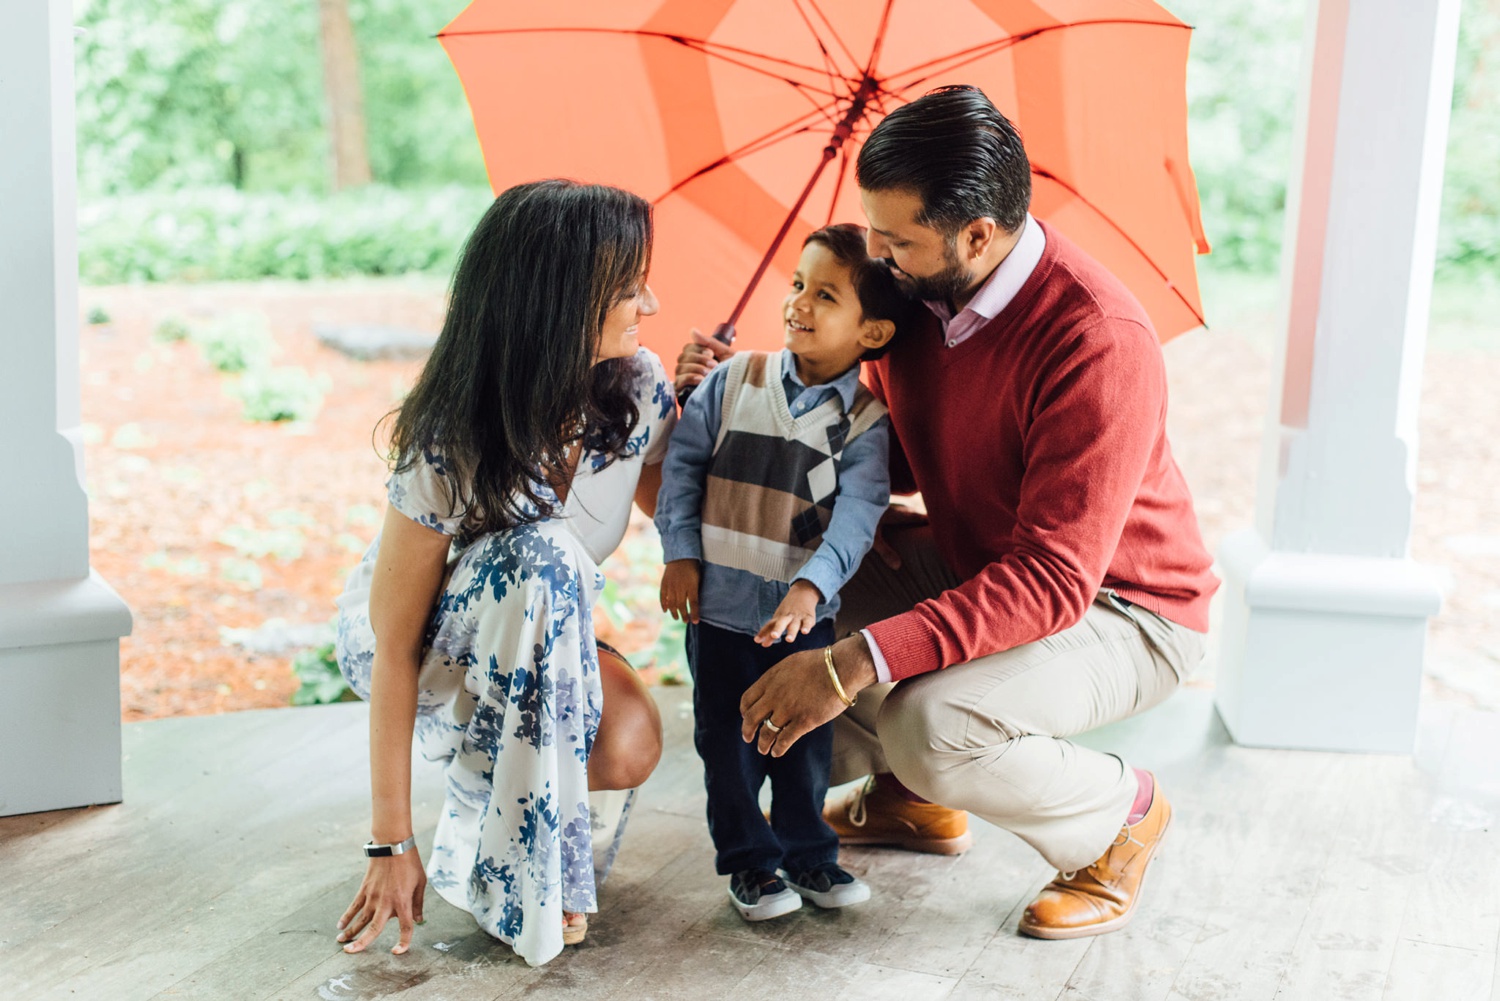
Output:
(563, 913), (588, 946)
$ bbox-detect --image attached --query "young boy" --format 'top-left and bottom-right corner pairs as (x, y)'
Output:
(655, 224), (912, 921)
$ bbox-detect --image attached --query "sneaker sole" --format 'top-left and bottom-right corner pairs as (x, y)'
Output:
(783, 876), (871, 909)
(835, 830), (973, 855)
(729, 887), (803, 922)
(1016, 810), (1172, 940)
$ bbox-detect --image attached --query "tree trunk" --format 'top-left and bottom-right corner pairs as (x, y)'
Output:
(317, 0), (372, 190)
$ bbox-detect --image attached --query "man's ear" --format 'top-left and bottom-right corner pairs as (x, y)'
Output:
(859, 317), (897, 351)
(961, 217), (999, 261)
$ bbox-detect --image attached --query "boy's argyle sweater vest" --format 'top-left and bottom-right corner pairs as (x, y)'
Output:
(701, 351), (887, 583)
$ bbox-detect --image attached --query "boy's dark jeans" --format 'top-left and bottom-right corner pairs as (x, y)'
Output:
(687, 619), (841, 876)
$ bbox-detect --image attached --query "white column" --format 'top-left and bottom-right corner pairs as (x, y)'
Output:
(1216, 0), (1461, 754)
(0, 1), (132, 816)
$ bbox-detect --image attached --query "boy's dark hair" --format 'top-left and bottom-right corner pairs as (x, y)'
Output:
(856, 84), (1031, 236)
(803, 223), (915, 362)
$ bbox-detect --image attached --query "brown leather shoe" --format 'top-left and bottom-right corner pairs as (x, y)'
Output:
(824, 776), (972, 855)
(1018, 776), (1172, 939)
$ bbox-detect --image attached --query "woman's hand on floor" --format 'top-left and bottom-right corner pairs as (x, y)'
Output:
(336, 851), (427, 955)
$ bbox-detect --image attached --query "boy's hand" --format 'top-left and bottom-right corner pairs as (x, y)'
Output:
(660, 559), (702, 624)
(754, 580), (823, 646)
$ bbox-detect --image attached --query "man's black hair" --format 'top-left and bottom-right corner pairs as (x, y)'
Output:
(856, 85), (1031, 235)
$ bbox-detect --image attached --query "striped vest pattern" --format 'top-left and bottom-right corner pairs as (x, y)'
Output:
(700, 351), (887, 582)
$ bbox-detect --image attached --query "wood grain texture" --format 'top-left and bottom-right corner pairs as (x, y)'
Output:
(4, 690), (1497, 1001)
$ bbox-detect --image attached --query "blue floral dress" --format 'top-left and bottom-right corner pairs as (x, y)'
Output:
(335, 349), (676, 967)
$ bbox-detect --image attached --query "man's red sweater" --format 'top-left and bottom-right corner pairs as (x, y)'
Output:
(864, 222), (1219, 681)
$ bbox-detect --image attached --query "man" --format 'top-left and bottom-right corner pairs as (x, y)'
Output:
(675, 85), (1218, 939)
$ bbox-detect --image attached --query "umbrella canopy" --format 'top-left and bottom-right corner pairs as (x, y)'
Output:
(440, 0), (1210, 355)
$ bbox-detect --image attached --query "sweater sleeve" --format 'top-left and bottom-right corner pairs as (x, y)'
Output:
(653, 361), (730, 563)
(865, 319), (1167, 679)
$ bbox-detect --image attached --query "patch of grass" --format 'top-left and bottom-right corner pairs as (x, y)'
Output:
(219, 557), (264, 590)
(194, 313), (275, 374)
(233, 366), (327, 423)
(290, 642), (357, 706)
(86, 305), (111, 325)
(153, 314), (192, 343)
(219, 524), (305, 561)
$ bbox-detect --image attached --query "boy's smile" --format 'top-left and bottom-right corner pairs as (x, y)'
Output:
(783, 242), (889, 385)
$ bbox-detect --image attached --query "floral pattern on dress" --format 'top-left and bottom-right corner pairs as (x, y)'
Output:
(334, 348), (676, 968)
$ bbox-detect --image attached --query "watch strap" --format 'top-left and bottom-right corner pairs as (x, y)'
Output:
(363, 835), (417, 858)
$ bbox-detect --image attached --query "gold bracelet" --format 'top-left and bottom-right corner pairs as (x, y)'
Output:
(824, 645), (856, 708)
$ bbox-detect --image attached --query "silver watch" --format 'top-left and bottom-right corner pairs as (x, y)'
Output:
(363, 835), (417, 857)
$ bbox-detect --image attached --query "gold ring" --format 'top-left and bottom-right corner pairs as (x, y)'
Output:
(763, 719), (785, 733)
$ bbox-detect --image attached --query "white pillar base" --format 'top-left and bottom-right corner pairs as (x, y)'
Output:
(1215, 530), (1443, 754)
(0, 572), (132, 817)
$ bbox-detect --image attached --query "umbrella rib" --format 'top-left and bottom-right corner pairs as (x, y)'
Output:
(670, 35), (842, 98)
(864, 0), (897, 77)
(790, 0), (854, 94)
(879, 18), (1191, 94)
(438, 26), (837, 92)
(651, 101), (842, 206)
(826, 145), (852, 226)
(802, 0), (864, 80)
(1032, 165), (1205, 327)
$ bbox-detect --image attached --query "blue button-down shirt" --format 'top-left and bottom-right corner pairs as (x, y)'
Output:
(655, 349), (891, 635)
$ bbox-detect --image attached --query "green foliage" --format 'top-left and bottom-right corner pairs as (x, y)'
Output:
(74, 0), (480, 195)
(234, 366), (329, 423)
(1173, 0), (1304, 272)
(1439, 0), (1500, 274)
(1173, 0), (1500, 274)
(291, 642), (357, 705)
(79, 185), (492, 284)
(192, 312), (274, 373)
(218, 524), (306, 561)
(153, 314), (192, 342)
(69, 0), (1499, 281)
(86, 305), (111, 325)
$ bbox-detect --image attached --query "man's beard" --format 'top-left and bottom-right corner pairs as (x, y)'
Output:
(886, 237), (972, 304)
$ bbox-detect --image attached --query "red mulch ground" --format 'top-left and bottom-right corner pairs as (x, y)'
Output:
(79, 277), (1500, 722)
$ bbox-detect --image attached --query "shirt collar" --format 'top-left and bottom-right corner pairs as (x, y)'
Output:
(780, 348), (863, 411)
(922, 213), (1046, 326)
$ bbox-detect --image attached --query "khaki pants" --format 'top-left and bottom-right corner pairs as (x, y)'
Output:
(833, 527), (1206, 873)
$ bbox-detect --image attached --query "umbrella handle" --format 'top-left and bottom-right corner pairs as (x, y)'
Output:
(675, 322), (735, 409)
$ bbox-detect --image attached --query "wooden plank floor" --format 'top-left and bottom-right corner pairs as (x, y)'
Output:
(3, 688), (1497, 1001)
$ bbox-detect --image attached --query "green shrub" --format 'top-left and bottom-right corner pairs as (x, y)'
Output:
(290, 642), (356, 706)
(193, 313), (274, 373)
(78, 185), (492, 284)
(86, 305), (111, 325)
(233, 366), (327, 422)
(153, 314), (192, 342)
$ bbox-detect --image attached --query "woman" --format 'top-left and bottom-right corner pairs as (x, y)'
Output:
(331, 180), (677, 967)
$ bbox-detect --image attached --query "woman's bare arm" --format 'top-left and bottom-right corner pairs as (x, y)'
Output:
(634, 459), (664, 519)
(337, 503), (450, 955)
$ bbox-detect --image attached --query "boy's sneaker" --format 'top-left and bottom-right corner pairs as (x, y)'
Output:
(782, 864), (871, 909)
(729, 869), (803, 921)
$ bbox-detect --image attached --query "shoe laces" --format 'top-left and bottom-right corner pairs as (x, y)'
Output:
(847, 776), (875, 828)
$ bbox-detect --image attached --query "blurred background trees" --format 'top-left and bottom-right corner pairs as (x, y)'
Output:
(72, 0), (1499, 285)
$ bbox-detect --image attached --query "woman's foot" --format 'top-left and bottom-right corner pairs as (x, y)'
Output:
(563, 911), (588, 945)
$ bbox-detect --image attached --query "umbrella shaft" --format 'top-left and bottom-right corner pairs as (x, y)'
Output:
(724, 144), (838, 331)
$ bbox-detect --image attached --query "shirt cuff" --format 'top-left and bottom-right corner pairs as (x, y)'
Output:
(860, 628), (893, 685)
(658, 529), (703, 563)
(791, 564), (839, 605)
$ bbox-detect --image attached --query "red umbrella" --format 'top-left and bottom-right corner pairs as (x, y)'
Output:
(439, 0), (1210, 356)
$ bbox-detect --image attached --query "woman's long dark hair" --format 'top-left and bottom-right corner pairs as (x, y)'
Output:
(386, 179), (652, 541)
